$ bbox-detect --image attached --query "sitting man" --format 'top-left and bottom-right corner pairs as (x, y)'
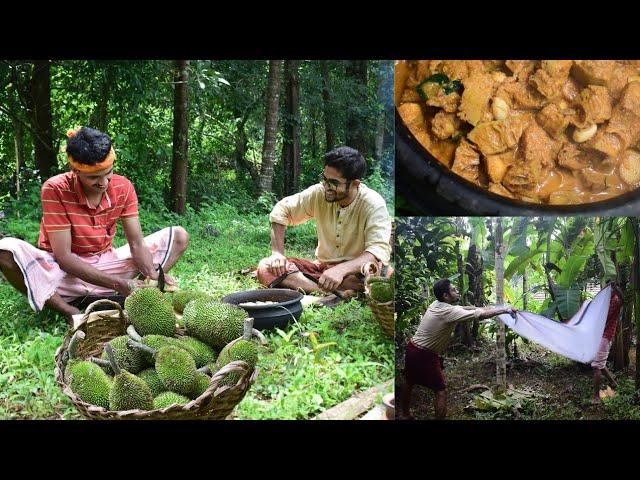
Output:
(0, 127), (189, 324)
(591, 280), (624, 404)
(256, 146), (392, 303)
(399, 278), (516, 420)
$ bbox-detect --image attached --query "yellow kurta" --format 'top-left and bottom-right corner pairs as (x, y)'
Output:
(412, 301), (484, 354)
(269, 183), (392, 264)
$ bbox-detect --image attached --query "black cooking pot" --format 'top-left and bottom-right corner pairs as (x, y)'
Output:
(221, 289), (303, 331)
(396, 109), (640, 216)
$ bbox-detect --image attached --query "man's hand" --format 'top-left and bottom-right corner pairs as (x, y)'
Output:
(114, 278), (144, 296)
(266, 252), (288, 277)
(318, 265), (346, 293)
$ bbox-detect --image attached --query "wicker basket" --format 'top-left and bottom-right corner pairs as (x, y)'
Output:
(362, 262), (394, 339)
(54, 299), (259, 420)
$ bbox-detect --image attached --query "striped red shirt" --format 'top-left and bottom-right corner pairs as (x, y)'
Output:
(38, 172), (139, 256)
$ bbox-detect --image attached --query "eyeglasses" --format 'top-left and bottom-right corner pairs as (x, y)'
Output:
(318, 173), (349, 188)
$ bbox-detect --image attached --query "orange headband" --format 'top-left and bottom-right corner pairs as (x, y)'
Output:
(66, 127), (116, 173)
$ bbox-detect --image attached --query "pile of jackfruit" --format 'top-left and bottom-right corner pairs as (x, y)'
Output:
(63, 287), (259, 411)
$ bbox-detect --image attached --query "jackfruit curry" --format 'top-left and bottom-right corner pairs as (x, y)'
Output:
(396, 60), (640, 204)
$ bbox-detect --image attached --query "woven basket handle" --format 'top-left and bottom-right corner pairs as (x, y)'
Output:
(361, 261), (380, 294)
(75, 299), (126, 329)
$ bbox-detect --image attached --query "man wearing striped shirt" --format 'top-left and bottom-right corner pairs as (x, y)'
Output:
(0, 127), (188, 324)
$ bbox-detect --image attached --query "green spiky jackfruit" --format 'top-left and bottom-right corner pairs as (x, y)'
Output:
(155, 346), (198, 397)
(183, 300), (246, 349)
(109, 370), (153, 411)
(217, 340), (258, 370)
(172, 290), (212, 314)
(67, 361), (112, 408)
(178, 336), (218, 367)
(370, 281), (393, 303)
(125, 287), (176, 337)
(189, 372), (211, 399)
(153, 391), (190, 409)
(216, 339), (258, 387)
(100, 335), (147, 374)
(136, 368), (165, 397)
(141, 334), (182, 352)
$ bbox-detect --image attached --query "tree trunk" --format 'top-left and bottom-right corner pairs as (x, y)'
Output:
(282, 59), (301, 197)
(455, 239), (473, 346)
(257, 60), (283, 196)
(633, 217), (640, 393)
(345, 60), (369, 156)
(28, 60), (54, 178)
(320, 60), (334, 151)
(310, 104), (318, 161)
(92, 64), (113, 131)
(495, 218), (507, 393)
(13, 117), (24, 198)
(170, 60), (189, 214)
(374, 62), (386, 165)
(232, 110), (258, 187)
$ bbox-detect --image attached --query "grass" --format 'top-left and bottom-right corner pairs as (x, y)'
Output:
(0, 199), (393, 420)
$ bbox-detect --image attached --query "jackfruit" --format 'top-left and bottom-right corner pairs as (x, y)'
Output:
(183, 299), (246, 349)
(125, 287), (176, 337)
(155, 345), (198, 397)
(369, 281), (394, 303)
(153, 391), (190, 409)
(178, 336), (218, 367)
(172, 290), (212, 314)
(104, 344), (153, 411)
(66, 361), (112, 409)
(100, 335), (147, 374)
(216, 339), (259, 387)
(137, 368), (165, 397)
(189, 372), (212, 399)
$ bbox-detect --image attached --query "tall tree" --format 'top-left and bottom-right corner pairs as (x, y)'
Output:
(170, 60), (189, 214)
(320, 60), (334, 151)
(345, 60), (369, 157)
(27, 60), (55, 178)
(282, 60), (301, 196)
(257, 60), (283, 196)
(494, 218), (507, 393)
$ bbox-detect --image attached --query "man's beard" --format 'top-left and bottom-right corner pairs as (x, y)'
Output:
(324, 190), (347, 203)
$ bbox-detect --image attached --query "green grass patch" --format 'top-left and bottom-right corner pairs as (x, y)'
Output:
(0, 200), (392, 419)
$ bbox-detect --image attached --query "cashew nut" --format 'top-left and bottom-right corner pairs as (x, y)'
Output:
(492, 97), (509, 121)
(573, 123), (597, 143)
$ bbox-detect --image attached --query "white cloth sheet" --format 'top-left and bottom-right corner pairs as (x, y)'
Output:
(497, 285), (611, 363)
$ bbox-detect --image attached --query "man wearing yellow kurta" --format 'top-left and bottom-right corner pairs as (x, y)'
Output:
(256, 147), (392, 300)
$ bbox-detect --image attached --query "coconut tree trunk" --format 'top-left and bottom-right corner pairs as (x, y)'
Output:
(257, 60), (283, 196)
(282, 59), (301, 197)
(170, 60), (189, 214)
(320, 60), (334, 151)
(495, 218), (507, 393)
